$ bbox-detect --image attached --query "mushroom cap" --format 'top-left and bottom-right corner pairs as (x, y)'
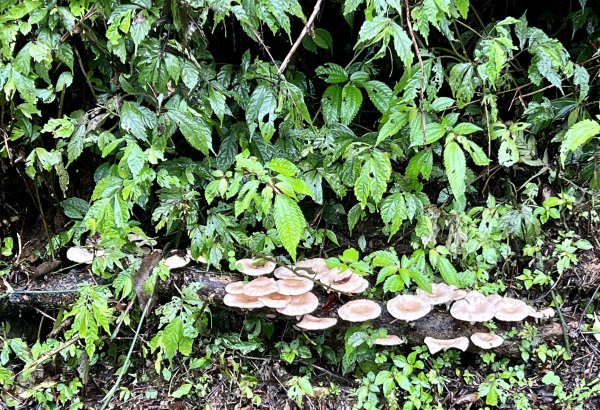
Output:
(327, 273), (369, 293)
(450, 299), (495, 322)
(386, 295), (432, 321)
(486, 294), (504, 305)
(296, 314), (338, 330)
(529, 307), (556, 319)
(494, 297), (531, 321)
(464, 290), (486, 302)
(276, 292), (319, 316)
(350, 277), (370, 294)
(424, 336), (470, 354)
(338, 299), (382, 322)
(258, 293), (292, 309)
(416, 283), (454, 305)
(295, 258), (329, 279)
(164, 251), (191, 269)
(374, 335), (404, 346)
(243, 277), (279, 297)
(127, 233), (158, 247)
(224, 293), (265, 309)
(225, 281), (246, 295)
(186, 248), (207, 264)
(273, 266), (299, 279)
(319, 269), (354, 285)
(66, 247), (105, 264)
(277, 278), (314, 295)
(451, 289), (468, 301)
(470, 332), (504, 349)
(235, 258), (276, 276)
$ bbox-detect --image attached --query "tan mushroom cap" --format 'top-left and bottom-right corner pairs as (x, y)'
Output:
(258, 293), (291, 309)
(494, 297), (531, 321)
(225, 281), (246, 295)
(486, 294), (504, 305)
(296, 314), (338, 330)
(451, 289), (468, 301)
(164, 251), (191, 269)
(528, 307), (556, 319)
(243, 277), (279, 297)
(386, 295), (432, 321)
(236, 258), (276, 276)
(464, 290), (486, 302)
(450, 298), (495, 323)
(374, 335), (404, 346)
(277, 292), (319, 316)
(319, 269), (354, 285)
(338, 299), (382, 322)
(328, 273), (369, 293)
(470, 332), (504, 349)
(416, 283), (454, 305)
(224, 293), (265, 309)
(277, 278), (314, 295)
(127, 233), (158, 246)
(66, 246), (106, 264)
(273, 266), (299, 279)
(424, 336), (470, 354)
(295, 258), (329, 279)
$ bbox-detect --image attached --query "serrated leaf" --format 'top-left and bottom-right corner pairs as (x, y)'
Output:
(380, 193), (408, 237)
(461, 139), (490, 166)
(431, 97), (455, 111)
(363, 80), (393, 113)
(560, 119), (600, 165)
(444, 141), (466, 198)
(340, 83), (362, 125)
(315, 63), (348, 84)
(391, 23), (413, 68)
(455, 0), (469, 18)
(62, 198), (89, 220)
(267, 158), (300, 176)
(409, 269), (432, 293)
(499, 136), (519, 167)
(274, 194), (306, 261)
(166, 106), (212, 155)
(437, 257), (460, 286)
(120, 101), (156, 141)
(453, 122), (483, 135)
(406, 149), (433, 180)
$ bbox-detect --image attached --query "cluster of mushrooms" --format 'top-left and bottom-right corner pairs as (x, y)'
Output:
(225, 258), (556, 353)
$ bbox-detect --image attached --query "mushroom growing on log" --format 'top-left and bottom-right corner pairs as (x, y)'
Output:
(1, 267), (562, 356)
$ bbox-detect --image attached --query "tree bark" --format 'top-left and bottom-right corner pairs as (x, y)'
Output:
(2, 265), (562, 356)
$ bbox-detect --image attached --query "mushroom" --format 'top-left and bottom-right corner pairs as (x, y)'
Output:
(277, 278), (314, 295)
(225, 281), (246, 295)
(296, 314), (338, 330)
(258, 293), (292, 309)
(273, 266), (299, 279)
(374, 335), (404, 346)
(164, 251), (191, 269)
(338, 299), (382, 322)
(451, 289), (468, 301)
(450, 298), (495, 323)
(470, 332), (504, 349)
(243, 277), (279, 297)
(327, 273), (369, 293)
(464, 290), (486, 302)
(235, 258), (276, 276)
(277, 292), (319, 316)
(319, 269), (354, 285)
(66, 246), (106, 264)
(295, 258), (329, 279)
(494, 297), (531, 322)
(416, 283), (454, 305)
(485, 294), (503, 305)
(424, 336), (470, 354)
(186, 248), (207, 264)
(127, 233), (158, 247)
(528, 307), (556, 319)
(386, 295), (432, 321)
(224, 293), (265, 309)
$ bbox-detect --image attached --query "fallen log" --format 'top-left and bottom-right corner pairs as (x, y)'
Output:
(1, 265), (562, 356)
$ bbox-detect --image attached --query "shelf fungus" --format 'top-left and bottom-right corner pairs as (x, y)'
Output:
(424, 337), (470, 354)
(277, 292), (319, 316)
(235, 258), (276, 276)
(450, 298), (495, 323)
(470, 332), (504, 349)
(295, 314), (338, 330)
(337, 299), (382, 322)
(386, 295), (431, 321)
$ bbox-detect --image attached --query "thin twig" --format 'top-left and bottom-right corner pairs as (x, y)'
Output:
(404, 0), (427, 145)
(551, 290), (571, 355)
(278, 0), (323, 76)
(73, 47), (97, 101)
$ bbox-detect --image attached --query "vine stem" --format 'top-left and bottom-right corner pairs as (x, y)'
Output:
(403, 0), (427, 145)
(277, 0), (323, 76)
(100, 296), (153, 410)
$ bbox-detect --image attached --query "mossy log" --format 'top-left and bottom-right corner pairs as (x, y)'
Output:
(1, 265), (562, 356)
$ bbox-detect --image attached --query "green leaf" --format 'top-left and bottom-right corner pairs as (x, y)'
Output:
(444, 141), (466, 198)
(409, 269), (432, 293)
(120, 101), (157, 141)
(437, 257), (460, 286)
(453, 122), (483, 135)
(340, 83), (362, 125)
(62, 197), (89, 220)
(498, 136), (519, 167)
(364, 81), (393, 113)
(391, 23), (413, 68)
(406, 149), (433, 180)
(461, 139), (490, 166)
(455, 0), (469, 18)
(560, 119), (600, 165)
(315, 63), (348, 84)
(267, 158), (300, 176)
(166, 105), (212, 155)
(273, 194), (306, 261)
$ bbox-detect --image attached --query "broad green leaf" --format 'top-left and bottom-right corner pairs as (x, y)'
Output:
(406, 149), (433, 180)
(560, 119), (600, 165)
(166, 106), (212, 155)
(340, 83), (362, 125)
(444, 141), (466, 197)
(273, 194), (306, 261)
(461, 139), (490, 166)
(409, 269), (432, 293)
(120, 101), (157, 141)
(62, 198), (89, 220)
(455, 0), (469, 18)
(437, 257), (460, 286)
(498, 136), (519, 167)
(315, 63), (348, 84)
(267, 158), (300, 176)
(364, 81), (393, 113)
(391, 23), (413, 68)
(453, 122), (483, 135)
